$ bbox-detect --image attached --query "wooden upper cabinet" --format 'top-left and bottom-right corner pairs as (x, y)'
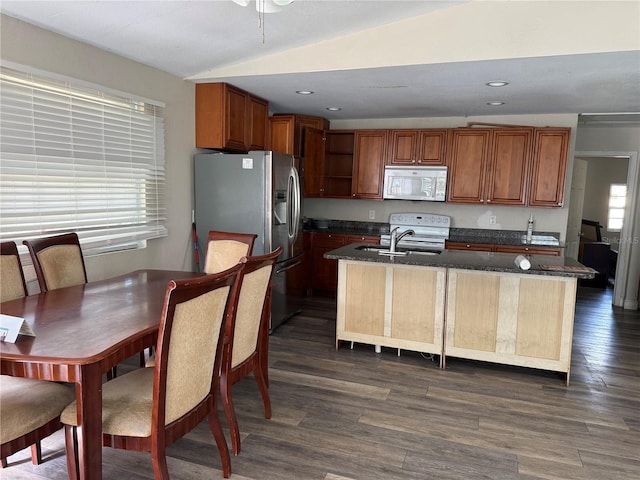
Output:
(446, 128), (491, 203)
(447, 127), (534, 206)
(247, 95), (269, 151)
(268, 114), (329, 156)
(485, 128), (533, 206)
(417, 130), (448, 165)
(268, 115), (295, 154)
(352, 130), (388, 199)
(529, 128), (570, 207)
(195, 82), (268, 151)
(324, 130), (355, 198)
(387, 129), (447, 166)
(388, 130), (418, 165)
(302, 127), (326, 197)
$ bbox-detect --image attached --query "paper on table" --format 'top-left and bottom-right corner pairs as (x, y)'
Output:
(0, 314), (35, 343)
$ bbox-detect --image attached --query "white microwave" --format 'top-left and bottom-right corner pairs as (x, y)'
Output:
(383, 166), (447, 201)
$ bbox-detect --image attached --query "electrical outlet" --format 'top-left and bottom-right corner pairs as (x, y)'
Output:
(368, 210), (376, 220)
(489, 215), (497, 224)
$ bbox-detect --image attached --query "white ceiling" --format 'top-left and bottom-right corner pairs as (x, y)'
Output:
(2, 0), (639, 121)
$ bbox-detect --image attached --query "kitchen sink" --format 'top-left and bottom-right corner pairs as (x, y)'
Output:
(355, 245), (441, 256)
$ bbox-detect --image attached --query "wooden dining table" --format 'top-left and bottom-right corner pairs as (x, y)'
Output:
(0, 269), (204, 480)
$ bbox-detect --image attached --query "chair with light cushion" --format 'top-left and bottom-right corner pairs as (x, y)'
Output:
(23, 233), (87, 293)
(1, 241), (29, 303)
(61, 264), (242, 480)
(204, 230), (257, 274)
(23, 233), (146, 372)
(1, 241), (75, 468)
(1, 375), (75, 468)
(220, 247), (281, 455)
(144, 229), (257, 368)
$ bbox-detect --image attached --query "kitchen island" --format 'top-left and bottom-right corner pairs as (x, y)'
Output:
(325, 244), (596, 384)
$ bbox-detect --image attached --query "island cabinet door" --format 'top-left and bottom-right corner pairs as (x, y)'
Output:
(445, 269), (577, 378)
(336, 261), (446, 357)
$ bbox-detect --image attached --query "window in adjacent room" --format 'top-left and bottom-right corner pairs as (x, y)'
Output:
(607, 183), (627, 232)
(0, 64), (167, 256)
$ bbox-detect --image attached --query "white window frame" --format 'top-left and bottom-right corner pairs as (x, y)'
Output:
(0, 63), (167, 257)
(607, 183), (627, 232)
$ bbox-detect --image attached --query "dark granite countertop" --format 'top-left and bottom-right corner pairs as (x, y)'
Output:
(303, 219), (389, 236)
(324, 243), (595, 279)
(304, 219), (562, 248)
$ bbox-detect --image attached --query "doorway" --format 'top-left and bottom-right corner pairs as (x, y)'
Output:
(571, 151), (639, 308)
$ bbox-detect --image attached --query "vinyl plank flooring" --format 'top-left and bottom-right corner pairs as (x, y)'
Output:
(3, 285), (639, 479)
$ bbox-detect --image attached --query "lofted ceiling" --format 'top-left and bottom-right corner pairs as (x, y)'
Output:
(1, 0), (639, 122)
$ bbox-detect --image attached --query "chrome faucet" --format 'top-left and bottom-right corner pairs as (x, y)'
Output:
(389, 227), (415, 252)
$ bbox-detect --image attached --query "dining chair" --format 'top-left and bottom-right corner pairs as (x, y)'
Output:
(23, 233), (88, 293)
(144, 229), (257, 369)
(1, 241), (28, 303)
(1, 376), (76, 468)
(1, 241), (75, 468)
(61, 264), (243, 480)
(204, 230), (257, 274)
(220, 247), (282, 455)
(23, 233), (145, 372)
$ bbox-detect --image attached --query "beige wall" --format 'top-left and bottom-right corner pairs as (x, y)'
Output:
(1, 15), (197, 282)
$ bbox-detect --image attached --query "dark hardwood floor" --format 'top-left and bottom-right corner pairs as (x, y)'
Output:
(3, 285), (639, 479)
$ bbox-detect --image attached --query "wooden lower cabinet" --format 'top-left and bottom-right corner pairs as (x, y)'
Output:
(494, 244), (561, 256)
(336, 260), (578, 383)
(309, 233), (345, 294)
(336, 261), (446, 360)
(445, 269), (577, 382)
(445, 241), (561, 256)
(309, 233), (379, 295)
(445, 241), (492, 252)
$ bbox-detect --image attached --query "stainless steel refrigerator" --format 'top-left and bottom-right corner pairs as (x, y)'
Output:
(194, 151), (304, 332)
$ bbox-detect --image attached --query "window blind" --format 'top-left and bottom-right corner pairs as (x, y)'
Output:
(0, 65), (167, 256)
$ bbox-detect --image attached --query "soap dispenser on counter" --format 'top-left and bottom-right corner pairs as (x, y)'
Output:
(526, 214), (534, 244)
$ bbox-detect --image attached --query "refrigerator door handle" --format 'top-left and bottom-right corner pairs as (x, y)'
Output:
(288, 166), (301, 244)
(275, 256), (304, 275)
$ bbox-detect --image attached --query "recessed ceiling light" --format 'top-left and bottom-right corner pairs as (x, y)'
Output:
(326, 107), (342, 111)
(486, 81), (509, 87)
(487, 101), (505, 106)
(296, 90), (314, 95)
